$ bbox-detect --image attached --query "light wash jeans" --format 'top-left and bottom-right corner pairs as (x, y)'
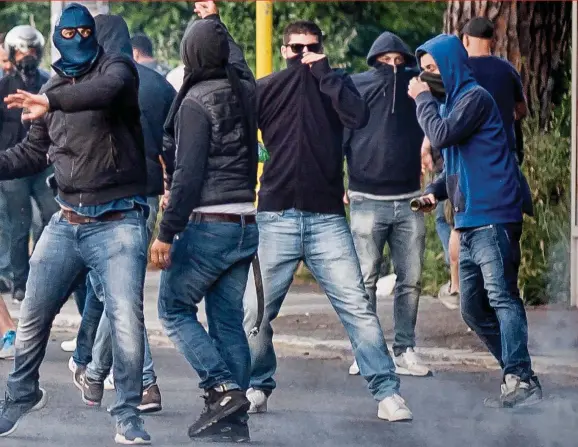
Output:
(244, 209), (399, 401)
(349, 196), (425, 356)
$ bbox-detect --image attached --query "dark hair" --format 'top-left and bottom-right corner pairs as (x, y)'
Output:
(0, 33), (5, 45)
(130, 32), (153, 56)
(282, 20), (323, 45)
(460, 17), (494, 40)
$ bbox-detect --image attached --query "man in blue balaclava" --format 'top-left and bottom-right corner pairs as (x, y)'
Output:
(0, 4), (151, 444)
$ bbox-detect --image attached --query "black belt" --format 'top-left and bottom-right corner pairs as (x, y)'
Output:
(61, 209), (125, 225)
(190, 212), (256, 224)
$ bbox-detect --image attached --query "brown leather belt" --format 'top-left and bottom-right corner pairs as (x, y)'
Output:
(190, 212), (256, 224)
(61, 209), (125, 225)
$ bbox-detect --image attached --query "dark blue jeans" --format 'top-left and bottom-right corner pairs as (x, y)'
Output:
(459, 223), (533, 381)
(435, 200), (451, 266)
(158, 217), (258, 391)
(6, 209), (148, 423)
(0, 169), (59, 292)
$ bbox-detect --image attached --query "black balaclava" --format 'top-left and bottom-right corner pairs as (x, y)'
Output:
(420, 71), (446, 100)
(52, 3), (101, 78)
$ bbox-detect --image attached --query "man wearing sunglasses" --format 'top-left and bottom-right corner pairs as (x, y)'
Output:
(0, 3), (151, 444)
(244, 21), (413, 422)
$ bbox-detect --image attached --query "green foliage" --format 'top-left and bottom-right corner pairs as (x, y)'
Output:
(421, 212), (447, 296)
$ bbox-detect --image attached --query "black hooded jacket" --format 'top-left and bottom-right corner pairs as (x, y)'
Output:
(0, 28), (146, 206)
(0, 70), (49, 153)
(95, 14), (177, 196)
(344, 32), (424, 196)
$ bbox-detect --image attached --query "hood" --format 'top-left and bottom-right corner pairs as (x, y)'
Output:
(180, 19), (229, 73)
(94, 14), (133, 58)
(367, 31), (416, 67)
(415, 34), (477, 108)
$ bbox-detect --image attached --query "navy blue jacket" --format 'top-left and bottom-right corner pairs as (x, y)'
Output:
(417, 35), (522, 229)
(344, 32), (423, 196)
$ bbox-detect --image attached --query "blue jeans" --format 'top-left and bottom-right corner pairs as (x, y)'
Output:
(459, 223), (533, 381)
(158, 217), (258, 391)
(244, 209), (399, 400)
(75, 197), (159, 386)
(349, 197), (425, 356)
(435, 200), (451, 266)
(0, 169), (59, 291)
(6, 209), (148, 423)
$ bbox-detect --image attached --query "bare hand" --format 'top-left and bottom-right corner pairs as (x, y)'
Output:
(408, 77), (430, 100)
(343, 192), (349, 205)
(5, 90), (49, 120)
(194, 1), (218, 18)
(160, 191), (170, 211)
(421, 142), (434, 174)
(150, 239), (172, 270)
(419, 193), (437, 213)
(301, 52), (326, 67)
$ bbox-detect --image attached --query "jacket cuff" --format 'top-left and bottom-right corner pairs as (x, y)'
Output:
(44, 92), (61, 111)
(310, 58), (331, 79)
(157, 226), (175, 244)
(204, 14), (220, 21)
(415, 91), (436, 106)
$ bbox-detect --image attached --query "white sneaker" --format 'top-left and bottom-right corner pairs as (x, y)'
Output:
(104, 373), (115, 391)
(246, 388), (268, 414)
(68, 356), (77, 373)
(378, 394), (413, 421)
(61, 337), (77, 352)
(394, 348), (431, 377)
(348, 360), (360, 375)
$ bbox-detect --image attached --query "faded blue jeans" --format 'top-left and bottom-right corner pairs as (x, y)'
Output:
(80, 197), (159, 387)
(435, 200), (451, 265)
(459, 223), (533, 381)
(349, 197), (425, 356)
(5, 209), (147, 423)
(244, 209), (399, 400)
(158, 216), (258, 391)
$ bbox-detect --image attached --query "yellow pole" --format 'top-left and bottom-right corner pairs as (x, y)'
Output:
(255, 1), (273, 201)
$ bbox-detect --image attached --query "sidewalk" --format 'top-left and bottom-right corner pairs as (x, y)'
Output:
(7, 270), (578, 376)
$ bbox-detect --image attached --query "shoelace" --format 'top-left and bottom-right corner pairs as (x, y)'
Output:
(121, 416), (144, 432)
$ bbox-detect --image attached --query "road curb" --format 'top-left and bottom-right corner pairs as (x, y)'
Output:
(51, 319), (578, 378)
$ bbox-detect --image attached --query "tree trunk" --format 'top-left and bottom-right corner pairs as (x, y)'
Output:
(443, 1), (572, 127)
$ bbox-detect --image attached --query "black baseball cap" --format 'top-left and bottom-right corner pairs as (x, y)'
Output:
(461, 17), (494, 39)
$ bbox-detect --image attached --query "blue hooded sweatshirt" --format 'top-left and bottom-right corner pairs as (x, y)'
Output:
(417, 34), (522, 229)
(344, 32), (423, 197)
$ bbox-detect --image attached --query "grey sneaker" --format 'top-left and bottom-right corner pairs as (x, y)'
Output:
(73, 369), (103, 407)
(499, 374), (543, 408)
(115, 416), (151, 445)
(0, 388), (47, 437)
(438, 281), (459, 310)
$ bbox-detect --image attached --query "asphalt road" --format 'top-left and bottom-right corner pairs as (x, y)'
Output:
(0, 335), (576, 447)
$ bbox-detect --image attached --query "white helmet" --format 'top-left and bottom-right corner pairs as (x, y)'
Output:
(4, 25), (45, 62)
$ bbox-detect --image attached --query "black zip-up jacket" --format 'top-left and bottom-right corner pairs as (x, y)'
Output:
(0, 51), (147, 206)
(0, 70), (49, 152)
(344, 32), (423, 196)
(257, 57), (368, 215)
(94, 14), (177, 196)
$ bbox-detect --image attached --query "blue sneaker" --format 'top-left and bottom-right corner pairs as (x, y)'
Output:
(115, 416), (151, 445)
(0, 388), (47, 437)
(0, 331), (16, 360)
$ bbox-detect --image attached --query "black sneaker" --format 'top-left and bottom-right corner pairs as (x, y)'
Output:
(188, 388), (250, 437)
(11, 289), (24, 304)
(115, 416), (151, 445)
(189, 419), (250, 443)
(138, 383), (162, 413)
(0, 388), (47, 437)
(500, 374), (543, 408)
(73, 368), (103, 407)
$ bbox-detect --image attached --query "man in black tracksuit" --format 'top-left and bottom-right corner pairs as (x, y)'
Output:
(0, 25), (59, 303)
(344, 31), (430, 378)
(244, 20), (413, 422)
(0, 4), (151, 444)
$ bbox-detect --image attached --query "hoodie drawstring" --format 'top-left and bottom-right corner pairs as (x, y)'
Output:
(392, 64), (397, 114)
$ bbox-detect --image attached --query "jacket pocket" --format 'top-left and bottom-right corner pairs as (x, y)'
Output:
(446, 174), (465, 213)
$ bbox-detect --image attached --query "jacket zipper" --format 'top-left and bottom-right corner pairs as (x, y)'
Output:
(391, 65), (397, 114)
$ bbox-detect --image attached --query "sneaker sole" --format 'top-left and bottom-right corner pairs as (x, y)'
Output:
(377, 410), (413, 422)
(137, 403), (162, 413)
(394, 365), (433, 377)
(0, 388), (47, 438)
(188, 400), (251, 437)
(247, 402), (267, 414)
(72, 373), (102, 407)
(114, 434), (151, 445)
(484, 391), (544, 409)
(194, 434), (250, 443)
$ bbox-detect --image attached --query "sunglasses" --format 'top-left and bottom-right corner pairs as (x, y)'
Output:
(286, 43), (322, 54)
(60, 27), (93, 39)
